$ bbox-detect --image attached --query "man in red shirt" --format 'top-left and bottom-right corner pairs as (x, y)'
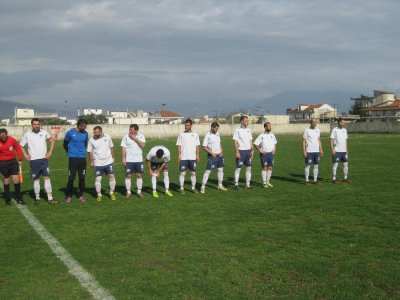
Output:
(0, 128), (24, 205)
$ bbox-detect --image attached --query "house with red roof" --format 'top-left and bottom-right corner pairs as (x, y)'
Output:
(286, 103), (337, 123)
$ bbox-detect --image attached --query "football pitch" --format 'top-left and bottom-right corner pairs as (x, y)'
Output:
(1, 134), (399, 299)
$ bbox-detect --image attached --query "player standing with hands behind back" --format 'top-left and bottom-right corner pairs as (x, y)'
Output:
(303, 118), (323, 186)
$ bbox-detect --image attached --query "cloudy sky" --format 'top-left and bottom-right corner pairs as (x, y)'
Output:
(1, 0), (399, 115)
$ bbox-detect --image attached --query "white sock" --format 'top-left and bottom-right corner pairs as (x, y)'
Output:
(34, 180), (40, 196)
(266, 170), (272, 182)
(217, 168), (224, 187)
(179, 172), (185, 189)
(109, 178), (116, 193)
(245, 167), (252, 187)
(313, 165), (319, 182)
(191, 171), (196, 189)
(95, 176), (102, 195)
(261, 170), (267, 184)
(234, 168), (241, 185)
(44, 178), (52, 194)
(164, 172), (170, 190)
(343, 162), (349, 179)
(125, 178), (131, 194)
(137, 177), (143, 193)
(332, 163), (338, 180)
(305, 165), (310, 181)
(151, 174), (157, 191)
(202, 170), (211, 187)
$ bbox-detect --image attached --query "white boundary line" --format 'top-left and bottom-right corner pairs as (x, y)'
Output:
(16, 204), (115, 300)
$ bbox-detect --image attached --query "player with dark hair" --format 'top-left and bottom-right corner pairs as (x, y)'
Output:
(20, 118), (55, 204)
(254, 122), (277, 188)
(330, 118), (352, 183)
(200, 122), (227, 193)
(233, 115), (253, 189)
(121, 124), (146, 199)
(146, 145), (173, 198)
(0, 128), (24, 205)
(176, 119), (200, 194)
(303, 118), (323, 185)
(64, 118), (89, 203)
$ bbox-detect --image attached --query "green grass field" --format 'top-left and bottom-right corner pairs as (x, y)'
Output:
(1, 134), (399, 299)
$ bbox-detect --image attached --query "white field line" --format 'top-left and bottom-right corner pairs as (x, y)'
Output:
(16, 204), (115, 300)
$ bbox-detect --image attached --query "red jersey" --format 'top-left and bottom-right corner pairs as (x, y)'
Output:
(0, 136), (23, 161)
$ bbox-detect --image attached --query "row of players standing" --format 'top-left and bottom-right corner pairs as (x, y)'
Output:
(0, 115), (350, 204)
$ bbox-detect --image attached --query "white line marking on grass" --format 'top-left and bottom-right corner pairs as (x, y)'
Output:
(16, 204), (115, 300)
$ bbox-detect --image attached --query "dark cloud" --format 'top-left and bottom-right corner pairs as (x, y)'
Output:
(0, 0), (399, 114)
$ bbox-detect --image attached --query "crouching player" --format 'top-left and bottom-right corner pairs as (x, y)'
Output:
(87, 126), (116, 201)
(146, 146), (173, 198)
(200, 122), (227, 193)
(254, 122), (277, 188)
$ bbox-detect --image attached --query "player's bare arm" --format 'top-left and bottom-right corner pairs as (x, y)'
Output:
(122, 147), (127, 166)
(234, 140), (240, 159)
(46, 137), (55, 159)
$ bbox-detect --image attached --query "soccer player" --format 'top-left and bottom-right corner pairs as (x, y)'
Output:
(303, 118), (324, 185)
(254, 122), (277, 188)
(121, 124), (146, 199)
(176, 119), (200, 194)
(87, 126), (116, 201)
(200, 122), (227, 193)
(330, 117), (352, 183)
(0, 128), (24, 205)
(233, 115), (253, 189)
(145, 145), (173, 198)
(64, 119), (89, 203)
(20, 118), (56, 204)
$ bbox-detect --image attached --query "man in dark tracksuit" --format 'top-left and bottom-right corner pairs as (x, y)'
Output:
(64, 119), (88, 203)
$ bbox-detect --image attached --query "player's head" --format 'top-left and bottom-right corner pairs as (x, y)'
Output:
(240, 115), (249, 127)
(310, 118), (318, 128)
(129, 124), (139, 134)
(156, 148), (164, 158)
(0, 128), (7, 141)
(211, 122), (219, 133)
(77, 119), (88, 132)
(337, 117), (345, 128)
(184, 119), (193, 131)
(31, 118), (41, 133)
(264, 121), (272, 132)
(93, 126), (103, 139)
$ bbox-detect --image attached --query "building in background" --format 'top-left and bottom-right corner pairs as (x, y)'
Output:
(149, 110), (184, 124)
(286, 104), (337, 123)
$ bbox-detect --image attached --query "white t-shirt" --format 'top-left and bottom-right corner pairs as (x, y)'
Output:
(233, 127), (253, 150)
(202, 132), (222, 155)
(20, 130), (52, 160)
(303, 127), (321, 153)
(330, 127), (348, 152)
(176, 131), (200, 160)
(87, 134), (114, 166)
(254, 132), (277, 153)
(146, 146), (171, 163)
(121, 133), (146, 163)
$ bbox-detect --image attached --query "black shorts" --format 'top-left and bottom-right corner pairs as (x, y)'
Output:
(30, 158), (50, 180)
(68, 157), (86, 179)
(0, 159), (19, 178)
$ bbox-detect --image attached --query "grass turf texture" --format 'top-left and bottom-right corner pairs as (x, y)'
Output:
(1, 134), (399, 299)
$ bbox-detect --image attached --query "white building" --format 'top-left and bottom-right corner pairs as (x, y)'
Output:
(78, 108), (104, 116)
(107, 110), (149, 125)
(286, 104), (337, 123)
(14, 108), (35, 125)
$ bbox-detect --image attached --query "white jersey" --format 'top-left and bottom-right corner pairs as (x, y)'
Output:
(303, 127), (321, 153)
(121, 133), (146, 163)
(254, 132), (277, 153)
(146, 146), (171, 163)
(176, 131), (200, 160)
(20, 129), (52, 160)
(233, 127), (253, 150)
(87, 134), (114, 167)
(330, 127), (348, 152)
(202, 132), (222, 155)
